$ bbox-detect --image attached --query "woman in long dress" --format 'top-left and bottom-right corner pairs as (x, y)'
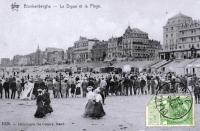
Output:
(75, 81), (81, 97)
(92, 88), (106, 119)
(83, 86), (95, 117)
(43, 89), (53, 114)
(70, 80), (76, 97)
(34, 89), (46, 118)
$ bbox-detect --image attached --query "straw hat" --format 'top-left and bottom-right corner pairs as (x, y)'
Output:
(37, 89), (43, 92)
(87, 86), (93, 91)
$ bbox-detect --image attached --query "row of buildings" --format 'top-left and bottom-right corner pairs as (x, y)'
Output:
(0, 47), (66, 66)
(66, 13), (200, 63)
(3, 12), (199, 67)
(1, 25), (161, 67)
(66, 26), (161, 64)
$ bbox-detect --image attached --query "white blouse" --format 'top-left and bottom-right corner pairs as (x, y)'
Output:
(95, 94), (102, 103)
(86, 91), (95, 100)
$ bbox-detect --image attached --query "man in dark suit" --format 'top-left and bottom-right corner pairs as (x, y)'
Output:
(0, 80), (3, 98)
(140, 77), (146, 95)
(3, 78), (10, 99)
(10, 78), (17, 99)
(123, 75), (131, 96)
(194, 81), (200, 104)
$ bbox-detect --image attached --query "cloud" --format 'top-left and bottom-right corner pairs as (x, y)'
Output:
(0, 0), (199, 58)
(0, 40), (8, 47)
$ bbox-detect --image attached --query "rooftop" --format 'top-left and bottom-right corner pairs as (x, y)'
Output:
(125, 26), (147, 34)
(169, 13), (192, 20)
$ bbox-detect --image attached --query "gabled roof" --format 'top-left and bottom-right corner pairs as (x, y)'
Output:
(169, 13), (191, 20)
(125, 26), (147, 34)
(131, 28), (147, 34)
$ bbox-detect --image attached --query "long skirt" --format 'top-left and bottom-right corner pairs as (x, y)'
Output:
(83, 100), (95, 117)
(75, 87), (81, 95)
(44, 104), (53, 114)
(109, 86), (115, 94)
(34, 105), (46, 118)
(92, 102), (105, 119)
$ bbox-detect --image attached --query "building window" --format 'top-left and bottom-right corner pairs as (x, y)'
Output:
(166, 28), (168, 31)
(171, 34), (173, 37)
(166, 34), (168, 38)
(171, 27), (173, 30)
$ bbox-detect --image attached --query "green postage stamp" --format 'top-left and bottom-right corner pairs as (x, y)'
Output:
(146, 95), (194, 126)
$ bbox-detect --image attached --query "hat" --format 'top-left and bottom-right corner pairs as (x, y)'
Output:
(87, 86), (93, 91)
(37, 89), (43, 92)
(94, 88), (101, 93)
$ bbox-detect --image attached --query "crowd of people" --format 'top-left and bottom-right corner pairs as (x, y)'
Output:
(0, 71), (199, 101)
(0, 70), (200, 119)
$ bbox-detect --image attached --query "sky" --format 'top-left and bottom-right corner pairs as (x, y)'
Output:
(0, 0), (200, 59)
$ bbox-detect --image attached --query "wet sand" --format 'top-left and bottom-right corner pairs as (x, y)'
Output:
(0, 95), (199, 131)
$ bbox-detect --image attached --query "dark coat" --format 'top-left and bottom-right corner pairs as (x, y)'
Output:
(140, 79), (146, 88)
(10, 81), (17, 91)
(34, 95), (46, 118)
(123, 78), (131, 87)
(134, 79), (140, 88)
(194, 84), (200, 94)
(3, 81), (10, 90)
(81, 81), (88, 92)
(88, 80), (95, 88)
(0, 83), (3, 91)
